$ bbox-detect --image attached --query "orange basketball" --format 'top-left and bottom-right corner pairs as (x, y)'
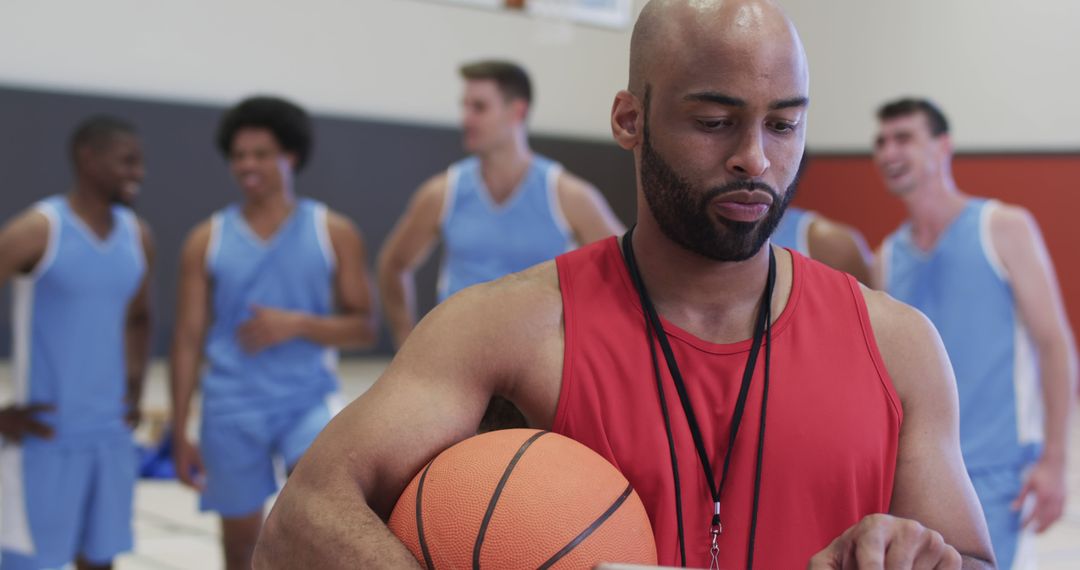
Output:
(389, 429), (658, 569)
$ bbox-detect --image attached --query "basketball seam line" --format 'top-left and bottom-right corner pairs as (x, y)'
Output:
(536, 482), (635, 570)
(472, 430), (550, 570)
(416, 461), (436, 570)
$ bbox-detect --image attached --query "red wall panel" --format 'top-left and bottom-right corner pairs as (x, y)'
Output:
(796, 154), (1080, 334)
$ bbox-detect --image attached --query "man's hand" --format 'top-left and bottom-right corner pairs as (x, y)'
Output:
(124, 391), (143, 430)
(172, 435), (207, 491)
(237, 305), (302, 353)
(808, 514), (962, 569)
(125, 406), (142, 430)
(0, 404), (55, 442)
(1013, 455), (1067, 533)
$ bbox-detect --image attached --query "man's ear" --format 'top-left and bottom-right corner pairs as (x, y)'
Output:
(512, 98), (529, 124)
(936, 133), (953, 159)
(611, 90), (643, 150)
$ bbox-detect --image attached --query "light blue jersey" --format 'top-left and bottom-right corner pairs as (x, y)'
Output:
(772, 206), (815, 255)
(883, 198), (1041, 568)
(2, 195), (144, 567)
(883, 199), (1041, 469)
(202, 198), (338, 417)
(438, 155), (575, 301)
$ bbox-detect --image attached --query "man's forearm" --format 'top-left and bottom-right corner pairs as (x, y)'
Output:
(1039, 341), (1077, 460)
(256, 475), (421, 569)
(169, 341), (201, 438)
(125, 313), (152, 411)
(378, 268), (417, 349)
(295, 313), (376, 349)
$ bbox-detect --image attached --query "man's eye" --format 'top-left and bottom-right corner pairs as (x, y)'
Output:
(697, 119), (733, 130)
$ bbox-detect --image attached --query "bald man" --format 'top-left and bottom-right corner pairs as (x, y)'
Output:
(254, 1), (995, 568)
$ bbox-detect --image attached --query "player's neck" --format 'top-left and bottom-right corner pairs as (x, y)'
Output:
(67, 186), (114, 238)
(628, 217), (780, 344)
(903, 177), (967, 249)
(242, 187), (296, 238)
(478, 138), (532, 203)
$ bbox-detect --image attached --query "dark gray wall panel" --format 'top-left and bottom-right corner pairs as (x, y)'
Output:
(0, 85), (636, 356)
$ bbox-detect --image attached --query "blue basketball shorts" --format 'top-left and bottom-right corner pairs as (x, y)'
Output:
(0, 434), (135, 569)
(199, 394), (342, 517)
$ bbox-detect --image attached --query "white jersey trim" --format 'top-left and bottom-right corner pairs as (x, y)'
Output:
(30, 202), (61, 279)
(794, 210), (817, 257)
(1013, 321), (1044, 447)
(545, 163), (575, 247)
(313, 203), (336, 272)
(439, 166), (461, 229)
(206, 212), (225, 272)
(436, 166), (462, 301)
(0, 445), (35, 555)
(122, 209), (147, 275)
(880, 236), (894, 291)
(11, 278), (34, 408)
(980, 200), (1009, 283)
(324, 391), (346, 417)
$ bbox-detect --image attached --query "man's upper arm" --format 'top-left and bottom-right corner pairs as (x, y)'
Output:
(377, 174), (447, 274)
(326, 210), (374, 318)
(556, 172), (625, 245)
(0, 209), (50, 285)
(174, 221), (213, 340)
(806, 217), (873, 285)
(870, 245), (887, 291)
(288, 275), (555, 518)
(128, 218), (155, 320)
(865, 287), (996, 563)
(990, 206), (1077, 364)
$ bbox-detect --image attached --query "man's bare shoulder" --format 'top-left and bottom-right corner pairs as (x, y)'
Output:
(438, 261), (562, 333)
(417, 262), (562, 370)
(184, 217), (214, 247)
(808, 216), (865, 251)
(860, 285), (934, 342)
(987, 201), (1041, 244)
(177, 217), (216, 270)
(0, 207), (52, 275)
(415, 171), (450, 203)
(859, 284), (952, 403)
(1, 207), (51, 244)
(395, 260), (564, 425)
(555, 169), (596, 196)
(323, 208), (365, 249)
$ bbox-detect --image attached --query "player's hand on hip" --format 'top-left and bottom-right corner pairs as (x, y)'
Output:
(124, 399), (142, 430)
(808, 513), (961, 570)
(237, 304), (301, 353)
(0, 404), (55, 442)
(1013, 455), (1067, 533)
(172, 434), (207, 491)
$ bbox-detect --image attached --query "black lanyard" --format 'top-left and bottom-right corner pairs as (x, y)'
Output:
(621, 227), (775, 569)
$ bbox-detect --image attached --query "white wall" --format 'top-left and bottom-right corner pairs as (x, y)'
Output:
(0, 0), (638, 140)
(783, 0), (1080, 151)
(2, 0), (1079, 151)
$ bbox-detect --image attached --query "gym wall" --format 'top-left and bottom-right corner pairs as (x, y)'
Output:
(2, 0), (1078, 355)
(0, 85), (637, 356)
(796, 155), (1080, 341)
(3, 1), (1079, 149)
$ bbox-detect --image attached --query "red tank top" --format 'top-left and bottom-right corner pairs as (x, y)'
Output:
(553, 237), (902, 568)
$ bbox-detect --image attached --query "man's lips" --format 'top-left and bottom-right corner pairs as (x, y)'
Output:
(711, 190), (774, 222)
(713, 201), (770, 222)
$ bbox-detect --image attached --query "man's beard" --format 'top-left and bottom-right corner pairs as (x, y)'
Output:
(640, 121), (800, 262)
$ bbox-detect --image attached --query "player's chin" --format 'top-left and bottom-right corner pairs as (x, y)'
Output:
(113, 189), (138, 207)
